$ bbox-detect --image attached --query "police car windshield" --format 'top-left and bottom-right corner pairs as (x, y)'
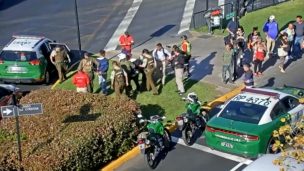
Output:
(0, 51), (37, 61)
(219, 101), (267, 124)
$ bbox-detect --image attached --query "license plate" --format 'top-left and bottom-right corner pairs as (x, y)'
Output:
(7, 66), (27, 73)
(139, 144), (145, 150)
(221, 142), (233, 148)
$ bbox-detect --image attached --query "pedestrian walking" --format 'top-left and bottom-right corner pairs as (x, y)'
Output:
(172, 45), (185, 95)
(180, 35), (192, 78)
(110, 61), (129, 98)
(50, 46), (71, 83)
(119, 31), (134, 55)
(292, 15), (304, 59)
(253, 39), (266, 76)
(78, 52), (99, 93)
(152, 43), (171, 85)
(222, 43), (234, 84)
(278, 33), (290, 73)
(72, 68), (90, 93)
(97, 50), (109, 95)
(139, 49), (158, 95)
(281, 23), (295, 57)
(243, 63), (254, 88)
(263, 15), (279, 57)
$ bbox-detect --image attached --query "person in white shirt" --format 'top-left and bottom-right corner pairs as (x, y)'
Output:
(152, 43), (171, 85)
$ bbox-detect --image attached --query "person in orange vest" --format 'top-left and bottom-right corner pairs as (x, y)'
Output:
(180, 35), (192, 78)
(119, 31), (134, 55)
(72, 68), (90, 93)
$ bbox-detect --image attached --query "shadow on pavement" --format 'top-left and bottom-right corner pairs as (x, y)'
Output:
(140, 104), (165, 120)
(260, 77), (276, 88)
(184, 52), (216, 91)
(0, 0), (25, 11)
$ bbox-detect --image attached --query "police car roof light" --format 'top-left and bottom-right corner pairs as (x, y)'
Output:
(241, 88), (279, 99)
(12, 35), (45, 40)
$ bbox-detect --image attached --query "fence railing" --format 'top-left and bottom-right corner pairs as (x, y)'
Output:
(191, 0), (290, 29)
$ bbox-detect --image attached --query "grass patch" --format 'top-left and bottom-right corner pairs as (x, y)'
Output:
(55, 64), (219, 122)
(194, 0), (303, 36)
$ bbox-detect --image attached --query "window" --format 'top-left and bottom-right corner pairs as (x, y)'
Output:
(0, 51), (37, 61)
(219, 101), (267, 124)
(270, 102), (288, 120)
(281, 96), (299, 111)
(40, 43), (50, 58)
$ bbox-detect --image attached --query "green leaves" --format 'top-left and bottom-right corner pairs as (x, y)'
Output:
(0, 89), (140, 170)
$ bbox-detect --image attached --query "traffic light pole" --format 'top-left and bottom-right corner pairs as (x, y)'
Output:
(74, 0), (82, 57)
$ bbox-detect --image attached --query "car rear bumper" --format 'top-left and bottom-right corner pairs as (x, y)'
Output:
(205, 131), (262, 158)
(0, 77), (44, 83)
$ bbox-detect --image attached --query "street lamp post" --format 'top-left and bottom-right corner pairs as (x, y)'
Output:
(74, 0), (82, 57)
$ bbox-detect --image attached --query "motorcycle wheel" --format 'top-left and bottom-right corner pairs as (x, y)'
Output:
(163, 128), (172, 150)
(145, 147), (157, 169)
(182, 124), (193, 146)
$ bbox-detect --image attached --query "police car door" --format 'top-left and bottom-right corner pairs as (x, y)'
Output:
(281, 96), (304, 127)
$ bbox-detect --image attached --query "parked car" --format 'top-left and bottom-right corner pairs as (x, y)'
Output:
(205, 86), (304, 158)
(0, 35), (72, 84)
(243, 152), (304, 171)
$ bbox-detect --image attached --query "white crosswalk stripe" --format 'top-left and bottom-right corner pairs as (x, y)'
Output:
(178, 0), (196, 34)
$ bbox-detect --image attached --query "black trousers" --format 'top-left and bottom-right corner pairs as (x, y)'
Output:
(253, 60), (262, 73)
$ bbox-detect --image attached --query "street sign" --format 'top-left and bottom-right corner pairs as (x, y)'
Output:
(18, 103), (43, 116)
(1, 105), (16, 118)
(226, 12), (235, 20)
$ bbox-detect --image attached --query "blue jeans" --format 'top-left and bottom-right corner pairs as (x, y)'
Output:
(98, 74), (107, 94)
(292, 36), (303, 58)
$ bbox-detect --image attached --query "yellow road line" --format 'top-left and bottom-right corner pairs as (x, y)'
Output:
(51, 80), (60, 90)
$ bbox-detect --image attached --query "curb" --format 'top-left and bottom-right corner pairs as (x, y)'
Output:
(101, 123), (178, 171)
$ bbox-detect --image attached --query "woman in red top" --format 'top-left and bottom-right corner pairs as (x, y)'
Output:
(253, 39), (266, 76)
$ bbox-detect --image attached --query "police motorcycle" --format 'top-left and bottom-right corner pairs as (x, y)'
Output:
(137, 113), (172, 169)
(175, 92), (208, 146)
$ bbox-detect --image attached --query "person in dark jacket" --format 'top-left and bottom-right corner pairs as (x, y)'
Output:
(243, 63), (254, 88)
(97, 50), (109, 95)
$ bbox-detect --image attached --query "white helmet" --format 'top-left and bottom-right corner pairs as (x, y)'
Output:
(187, 92), (198, 103)
(118, 53), (126, 61)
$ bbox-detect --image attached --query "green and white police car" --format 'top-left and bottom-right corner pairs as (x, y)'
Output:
(0, 35), (70, 84)
(205, 87), (304, 158)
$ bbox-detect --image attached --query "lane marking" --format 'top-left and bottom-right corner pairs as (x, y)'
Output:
(178, 0), (196, 34)
(104, 0), (143, 51)
(171, 136), (253, 165)
(230, 162), (244, 171)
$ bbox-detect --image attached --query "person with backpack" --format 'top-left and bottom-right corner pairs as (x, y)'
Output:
(78, 52), (99, 93)
(180, 35), (192, 78)
(152, 43), (171, 85)
(110, 61), (128, 98)
(97, 50), (109, 95)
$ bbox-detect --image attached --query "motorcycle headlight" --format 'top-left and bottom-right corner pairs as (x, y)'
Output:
(145, 139), (150, 145)
(184, 118), (188, 122)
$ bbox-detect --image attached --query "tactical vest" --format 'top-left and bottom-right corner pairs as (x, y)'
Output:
(114, 69), (125, 85)
(82, 59), (93, 73)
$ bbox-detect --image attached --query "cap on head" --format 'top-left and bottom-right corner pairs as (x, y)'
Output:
(118, 53), (126, 61)
(269, 15), (275, 21)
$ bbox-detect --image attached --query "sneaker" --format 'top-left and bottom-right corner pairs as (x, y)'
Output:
(280, 68), (286, 73)
(253, 73), (258, 76)
(179, 92), (185, 96)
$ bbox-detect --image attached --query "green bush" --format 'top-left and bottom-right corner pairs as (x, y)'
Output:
(0, 89), (140, 170)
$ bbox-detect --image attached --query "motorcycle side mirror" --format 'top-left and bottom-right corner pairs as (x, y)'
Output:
(137, 114), (143, 118)
(139, 119), (145, 124)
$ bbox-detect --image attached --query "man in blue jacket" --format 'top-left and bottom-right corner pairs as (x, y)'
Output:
(97, 50), (109, 95)
(263, 15), (279, 57)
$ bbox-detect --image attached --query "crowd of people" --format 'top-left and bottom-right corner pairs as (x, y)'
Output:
(55, 31), (192, 98)
(223, 15), (304, 87)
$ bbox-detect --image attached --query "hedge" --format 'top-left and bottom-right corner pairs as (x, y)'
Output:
(0, 89), (140, 170)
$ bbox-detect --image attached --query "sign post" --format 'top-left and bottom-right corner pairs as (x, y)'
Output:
(1, 95), (43, 163)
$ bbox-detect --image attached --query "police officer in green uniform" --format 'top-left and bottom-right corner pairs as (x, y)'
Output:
(50, 46), (71, 83)
(139, 49), (158, 95)
(110, 61), (129, 98)
(118, 53), (136, 97)
(78, 52), (99, 93)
